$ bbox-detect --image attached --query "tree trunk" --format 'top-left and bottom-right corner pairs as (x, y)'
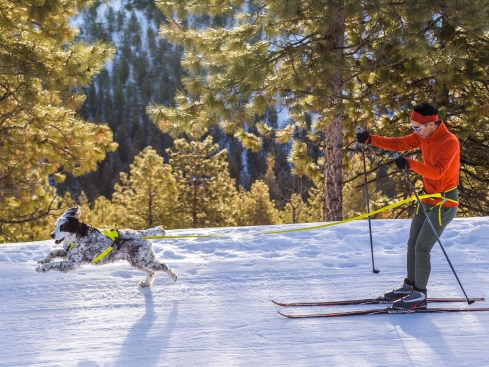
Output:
(322, 11), (345, 222)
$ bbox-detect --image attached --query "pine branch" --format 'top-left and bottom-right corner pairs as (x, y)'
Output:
(0, 196), (57, 225)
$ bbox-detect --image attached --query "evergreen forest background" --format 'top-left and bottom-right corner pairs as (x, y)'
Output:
(63, 0), (304, 205)
(2, 0), (489, 242)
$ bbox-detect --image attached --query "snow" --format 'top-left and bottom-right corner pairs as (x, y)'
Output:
(1, 217), (489, 366)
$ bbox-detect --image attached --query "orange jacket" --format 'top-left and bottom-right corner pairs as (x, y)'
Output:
(370, 122), (460, 207)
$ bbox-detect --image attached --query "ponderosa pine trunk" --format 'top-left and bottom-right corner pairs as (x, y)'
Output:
(322, 11), (345, 222)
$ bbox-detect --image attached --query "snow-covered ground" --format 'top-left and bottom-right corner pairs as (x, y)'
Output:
(1, 217), (488, 366)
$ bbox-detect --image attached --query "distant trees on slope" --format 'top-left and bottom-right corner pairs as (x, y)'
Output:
(65, 139), (324, 235)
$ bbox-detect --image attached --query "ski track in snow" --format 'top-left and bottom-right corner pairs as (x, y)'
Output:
(1, 218), (489, 366)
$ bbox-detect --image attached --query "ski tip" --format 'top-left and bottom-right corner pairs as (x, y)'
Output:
(272, 299), (291, 307)
(278, 310), (306, 318)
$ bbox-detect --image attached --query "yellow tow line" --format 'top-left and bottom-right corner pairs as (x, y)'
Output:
(141, 193), (447, 239)
(263, 194), (444, 235)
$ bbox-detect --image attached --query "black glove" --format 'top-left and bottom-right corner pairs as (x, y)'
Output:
(357, 131), (370, 144)
(395, 156), (410, 170)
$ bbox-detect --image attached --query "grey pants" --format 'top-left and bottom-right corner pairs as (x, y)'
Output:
(406, 203), (458, 290)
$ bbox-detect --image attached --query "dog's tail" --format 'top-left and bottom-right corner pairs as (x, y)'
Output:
(141, 226), (166, 237)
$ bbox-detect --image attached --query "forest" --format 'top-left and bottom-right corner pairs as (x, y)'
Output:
(1, 0), (489, 242)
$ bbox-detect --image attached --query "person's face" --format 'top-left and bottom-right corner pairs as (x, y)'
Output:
(410, 120), (436, 139)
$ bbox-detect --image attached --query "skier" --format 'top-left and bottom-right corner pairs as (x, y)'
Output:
(357, 102), (460, 310)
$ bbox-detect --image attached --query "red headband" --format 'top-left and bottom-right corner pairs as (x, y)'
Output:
(410, 110), (438, 123)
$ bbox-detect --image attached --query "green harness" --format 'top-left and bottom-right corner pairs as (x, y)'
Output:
(66, 229), (119, 263)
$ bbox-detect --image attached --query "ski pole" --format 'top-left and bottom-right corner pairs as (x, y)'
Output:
(358, 127), (380, 274)
(392, 152), (474, 305)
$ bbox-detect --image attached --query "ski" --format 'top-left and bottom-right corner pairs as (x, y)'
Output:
(271, 297), (485, 307)
(278, 306), (489, 319)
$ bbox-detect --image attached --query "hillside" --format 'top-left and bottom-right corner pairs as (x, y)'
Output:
(62, 0), (294, 202)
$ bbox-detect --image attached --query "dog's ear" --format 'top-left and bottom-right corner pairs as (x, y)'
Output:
(63, 207), (80, 219)
(64, 217), (81, 234)
(64, 216), (90, 238)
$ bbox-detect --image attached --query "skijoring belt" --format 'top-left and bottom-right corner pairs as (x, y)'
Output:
(416, 186), (459, 226)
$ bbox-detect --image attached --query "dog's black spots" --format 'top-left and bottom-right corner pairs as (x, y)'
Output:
(126, 243), (144, 261)
(36, 207), (177, 287)
(63, 217), (91, 238)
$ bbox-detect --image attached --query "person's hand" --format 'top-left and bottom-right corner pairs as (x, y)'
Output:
(395, 156), (410, 170)
(357, 131), (370, 144)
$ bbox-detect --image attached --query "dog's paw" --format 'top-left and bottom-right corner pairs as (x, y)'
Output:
(36, 264), (50, 273)
(171, 272), (178, 282)
(138, 280), (151, 287)
(37, 257), (49, 264)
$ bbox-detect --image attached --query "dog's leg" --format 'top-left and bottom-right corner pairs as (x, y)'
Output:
(37, 249), (67, 264)
(139, 273), (155, 287)
(131, 265), (156, 287)
(146, 260), (178, 283)
(36, 259), (80, 273)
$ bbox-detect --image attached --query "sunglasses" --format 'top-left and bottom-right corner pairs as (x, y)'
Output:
(410, 123), (428, 133)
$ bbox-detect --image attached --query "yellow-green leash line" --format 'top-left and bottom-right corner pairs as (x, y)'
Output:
(141, 194), (443, 240)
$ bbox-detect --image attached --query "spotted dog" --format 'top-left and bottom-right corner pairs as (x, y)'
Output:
(36, 207), (177, 287)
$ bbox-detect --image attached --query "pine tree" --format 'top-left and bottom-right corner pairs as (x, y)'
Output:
(304, 184), (324, 223)
(350, 1), (489, 217)
(0, 0), (117, 241)
(87, 195), (120, 229)
(280, 193), (307, 224)
(234, 181), (280, 226)
(167, 136), (237, 228)
(150, 0), (451, 222)
(62, 0), (185, 203)
(111, 147), (182, 229)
